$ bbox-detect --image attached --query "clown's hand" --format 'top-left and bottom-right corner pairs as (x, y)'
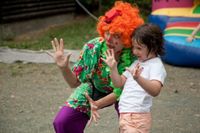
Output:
(46, 38), (71, 69)
(85, 92), (100, 127)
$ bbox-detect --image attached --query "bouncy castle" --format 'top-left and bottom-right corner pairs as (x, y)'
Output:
(149, 0), (200, 67)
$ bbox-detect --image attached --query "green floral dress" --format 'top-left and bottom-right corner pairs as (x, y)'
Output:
(65, 37), (136, 116)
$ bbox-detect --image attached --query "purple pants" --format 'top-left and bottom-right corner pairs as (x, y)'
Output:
(53, 103), (119, 133)
(53, 106), (89, 133)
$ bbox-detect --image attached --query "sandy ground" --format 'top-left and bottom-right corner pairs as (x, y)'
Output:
(0, 62), (200, 133)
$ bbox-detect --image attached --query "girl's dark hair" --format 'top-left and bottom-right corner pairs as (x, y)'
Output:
(131, 23), (165, 56)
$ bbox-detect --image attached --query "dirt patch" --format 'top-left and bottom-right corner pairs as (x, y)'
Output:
(0, 63), (199, 133)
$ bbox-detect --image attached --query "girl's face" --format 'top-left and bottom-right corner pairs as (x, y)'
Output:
(132, 39), (156, 62)
(104, 31), (124, 54)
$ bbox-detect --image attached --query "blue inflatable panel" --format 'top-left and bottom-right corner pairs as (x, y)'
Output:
(169, 17), (200, 23)
(149, 1), (200, 68)
(165, 36), (200, 48)
(161, 38), (200, 67)
(148, 15), (169, 30)
(149, 15), (200, 67)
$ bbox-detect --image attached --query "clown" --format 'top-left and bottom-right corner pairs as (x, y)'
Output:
(50, 1), (144, 133)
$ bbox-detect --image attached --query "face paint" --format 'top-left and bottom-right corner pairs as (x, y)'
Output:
(104, 32), (124, 54)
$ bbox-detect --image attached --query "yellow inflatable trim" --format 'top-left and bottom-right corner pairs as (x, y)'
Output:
(164, 33), (200, 38)
(166, 27), (196, 30)
(152, 7), (200, 17)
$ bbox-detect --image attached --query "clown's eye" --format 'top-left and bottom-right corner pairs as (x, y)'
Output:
(113, 34), (120, 39)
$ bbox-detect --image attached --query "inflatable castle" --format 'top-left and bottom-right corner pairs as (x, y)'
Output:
(149, 0), (200, 67)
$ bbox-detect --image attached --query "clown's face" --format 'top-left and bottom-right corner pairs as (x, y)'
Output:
(104, 31), (124, 54)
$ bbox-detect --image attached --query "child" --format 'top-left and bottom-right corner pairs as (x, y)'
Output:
(102, 23), (167, 133)
(186, 23), (200, 42)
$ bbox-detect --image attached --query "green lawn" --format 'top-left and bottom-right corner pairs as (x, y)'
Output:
(1, 17), (98, 50)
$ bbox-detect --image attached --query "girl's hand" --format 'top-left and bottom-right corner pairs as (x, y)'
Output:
(85, 93), (100, 127)
(46, 38), (71, 69)
(126, 63), (143, 80)
(101, 49), (117, 69)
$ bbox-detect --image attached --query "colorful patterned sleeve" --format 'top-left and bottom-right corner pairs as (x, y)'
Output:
(72, 38), (101, 83)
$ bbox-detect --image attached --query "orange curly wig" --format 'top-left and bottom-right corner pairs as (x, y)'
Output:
(97, 1), (144, 48)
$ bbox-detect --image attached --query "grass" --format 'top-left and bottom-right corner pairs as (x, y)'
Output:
(0, 14), (148, 50)
(1, 17), (98, 50)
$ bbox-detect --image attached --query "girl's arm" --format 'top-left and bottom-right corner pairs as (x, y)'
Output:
(110, 66), (126, 88)
(102, 49), (126, 88)
(129, 63), (162, 97)
(135, 76), (162, 97)
(85, 49), (127, 125)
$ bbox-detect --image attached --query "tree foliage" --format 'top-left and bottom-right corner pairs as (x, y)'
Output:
(100, 0), (151, 15)
(79, 0), (152, 20)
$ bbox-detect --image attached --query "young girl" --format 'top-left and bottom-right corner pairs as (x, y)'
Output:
(102, 23), (167, 133)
